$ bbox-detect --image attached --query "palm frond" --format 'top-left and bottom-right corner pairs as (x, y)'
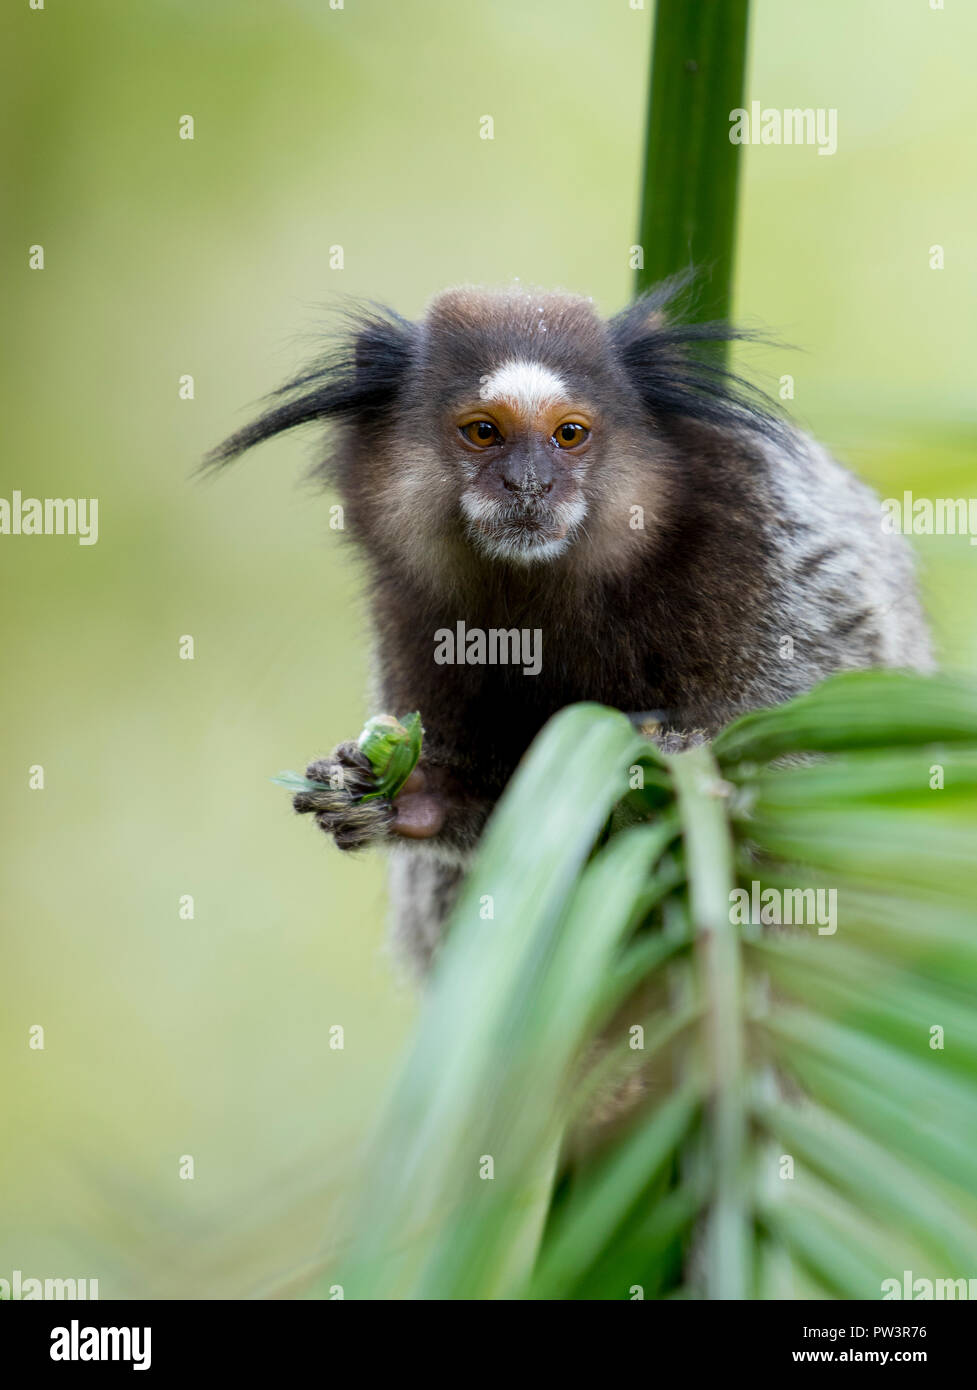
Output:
(315, 671), (977, 1300)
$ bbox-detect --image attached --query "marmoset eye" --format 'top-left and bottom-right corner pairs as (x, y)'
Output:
(461, 420), (503, 448)
(553, 422), (589, 448)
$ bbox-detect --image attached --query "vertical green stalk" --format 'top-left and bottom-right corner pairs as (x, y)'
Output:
(636, 0), (751, 328)
(665, 744), (748, 1300)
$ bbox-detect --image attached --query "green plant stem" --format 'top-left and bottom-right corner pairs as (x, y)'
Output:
(666, 743), (748, 1299)
(636, 0), (751, 328)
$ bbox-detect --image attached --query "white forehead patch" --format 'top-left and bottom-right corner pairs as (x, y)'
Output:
(479, 359), (569, 417)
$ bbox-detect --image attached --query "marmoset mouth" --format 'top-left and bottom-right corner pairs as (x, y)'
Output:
(468, 507), (576, 563)
(485, 504), (566, 536)
(459, 484), (586, 559)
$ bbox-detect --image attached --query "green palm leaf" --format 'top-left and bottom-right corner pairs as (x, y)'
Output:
(317, 671), (977, 1300)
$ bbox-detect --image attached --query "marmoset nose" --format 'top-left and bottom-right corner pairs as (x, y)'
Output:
(499, 446), (554, 496)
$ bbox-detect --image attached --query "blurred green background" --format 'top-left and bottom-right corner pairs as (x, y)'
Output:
(1, 0), (974, 1297)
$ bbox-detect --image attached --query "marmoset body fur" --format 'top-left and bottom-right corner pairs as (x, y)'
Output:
(213, 282), (932, 974)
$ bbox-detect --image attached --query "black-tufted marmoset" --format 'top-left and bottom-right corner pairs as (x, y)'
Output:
(211, 281), (932, 975)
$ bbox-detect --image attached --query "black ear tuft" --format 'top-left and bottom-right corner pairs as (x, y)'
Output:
(203, 304), (415, 471)
(609, 274), (786, 442)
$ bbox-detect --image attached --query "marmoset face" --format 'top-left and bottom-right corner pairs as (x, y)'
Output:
(448, 358), (595, 562)
(411, 288), (644, 566)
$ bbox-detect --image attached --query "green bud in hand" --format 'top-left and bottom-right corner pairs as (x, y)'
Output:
(356, 712), (423, 801)
(271, 712), (423, 802)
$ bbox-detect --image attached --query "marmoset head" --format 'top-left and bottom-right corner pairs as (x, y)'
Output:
(210, 280), (775, 584)
(412, 288), (622, 564)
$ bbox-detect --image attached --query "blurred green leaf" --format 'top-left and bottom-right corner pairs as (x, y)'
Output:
(326, 671), (977, 1299)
